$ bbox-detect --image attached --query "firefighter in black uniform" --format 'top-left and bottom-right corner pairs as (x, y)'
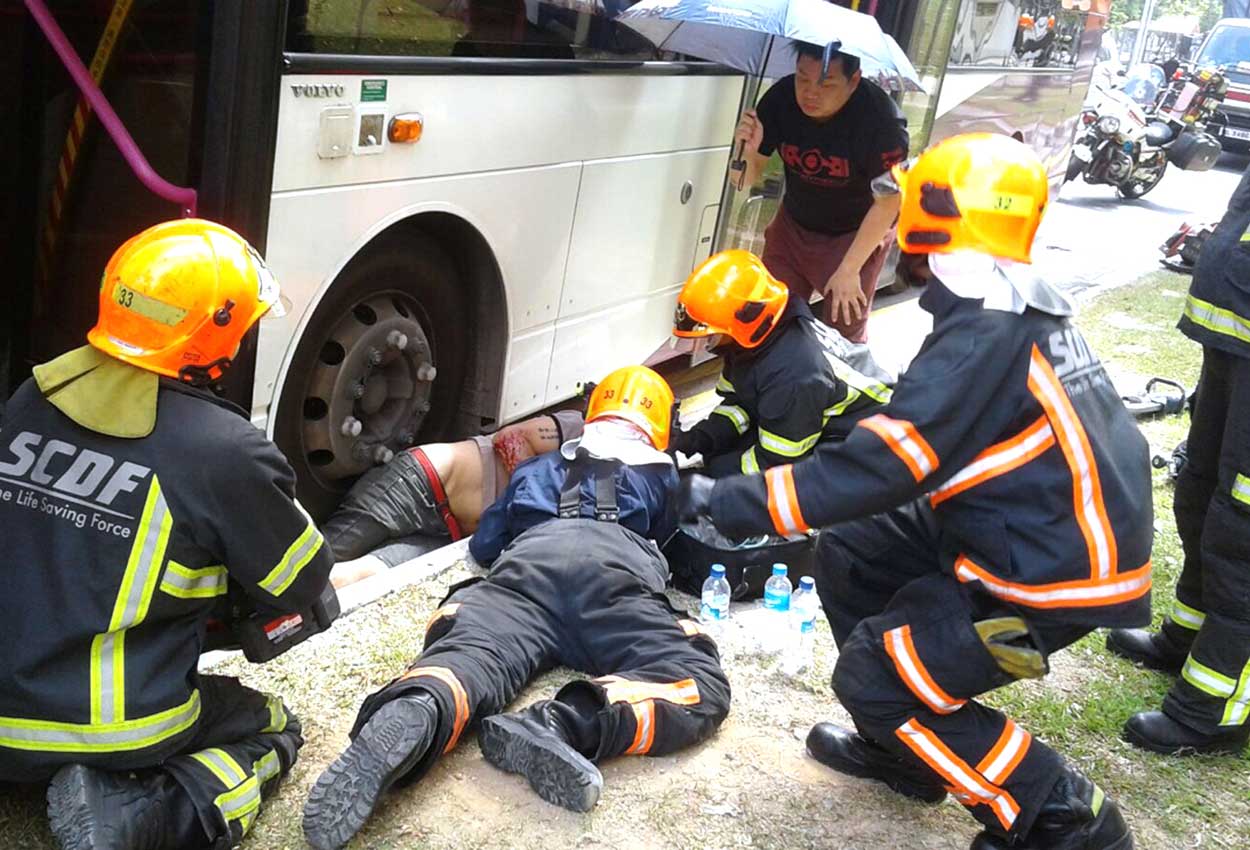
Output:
(1108, 164), (1250, 756)
(0, 221), (334, 850)
(670, 250), (892, 477)
(302, 366), (730, 850)
(679, 134), (1152, 850)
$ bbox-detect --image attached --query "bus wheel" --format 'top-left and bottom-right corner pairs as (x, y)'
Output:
(274, 234), (467, 520)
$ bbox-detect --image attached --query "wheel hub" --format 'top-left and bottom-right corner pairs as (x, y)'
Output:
(298, 293), (436, 484)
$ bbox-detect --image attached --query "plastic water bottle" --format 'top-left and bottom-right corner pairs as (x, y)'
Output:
(782, 577), (819, 676)
(700, 564), (731, 634)
(760, 563), (792, 654)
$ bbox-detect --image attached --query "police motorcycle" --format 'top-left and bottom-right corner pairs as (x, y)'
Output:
(1067, 63), (1226, 200)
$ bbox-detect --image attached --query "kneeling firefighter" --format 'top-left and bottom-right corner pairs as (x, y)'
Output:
(303, 366), (731, 850)
(680, 134), (1152, 849)
(670, 249), (892, 477)
(0, 221), (335, 850)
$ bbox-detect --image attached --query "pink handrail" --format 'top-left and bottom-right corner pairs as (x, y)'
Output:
(24, 0), (197, 216)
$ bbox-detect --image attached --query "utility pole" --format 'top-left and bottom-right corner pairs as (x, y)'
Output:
(1130, 0), (1159, 68)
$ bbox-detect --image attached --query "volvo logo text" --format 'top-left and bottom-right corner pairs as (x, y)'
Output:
(291, 83), (345, 98)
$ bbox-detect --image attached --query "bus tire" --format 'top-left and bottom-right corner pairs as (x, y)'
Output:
(273, 233), (469, 521)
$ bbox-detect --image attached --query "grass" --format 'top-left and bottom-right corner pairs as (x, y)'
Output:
(977, 268), (1250, 849)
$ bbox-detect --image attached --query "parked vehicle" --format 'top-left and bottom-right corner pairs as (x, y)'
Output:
(1067, 63), (1225, 199)
(1194, 19), (1250, 153)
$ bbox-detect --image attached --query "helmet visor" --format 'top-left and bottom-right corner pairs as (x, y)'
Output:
(248, 245), (286, 319)
(673, 302), (713, 338)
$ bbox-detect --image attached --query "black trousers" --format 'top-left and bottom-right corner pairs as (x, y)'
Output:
(353, 520), (730, 782)
(1161, 348), (1250, 732)
(817, 502), (1087, 841)
(1, 676), (300, 850)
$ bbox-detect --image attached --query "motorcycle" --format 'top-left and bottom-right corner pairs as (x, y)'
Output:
(1067, 63), (1227, 200)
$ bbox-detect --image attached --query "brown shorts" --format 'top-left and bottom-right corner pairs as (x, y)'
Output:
(761, 206), (893, 343)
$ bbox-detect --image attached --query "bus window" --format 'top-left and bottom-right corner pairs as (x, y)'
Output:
(285, 0), (658, 60)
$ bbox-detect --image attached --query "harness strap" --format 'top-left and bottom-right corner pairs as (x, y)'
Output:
(409, 447), (465, 541)
(558, 454), (620, 523)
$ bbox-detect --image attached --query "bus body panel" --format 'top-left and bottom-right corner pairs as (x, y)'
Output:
(271, 74), (743, 192)
(258, 73), (742, 430)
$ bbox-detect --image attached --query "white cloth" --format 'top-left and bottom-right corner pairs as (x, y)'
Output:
(560, 417), (674, 468)
(928, 251), (1076, 317)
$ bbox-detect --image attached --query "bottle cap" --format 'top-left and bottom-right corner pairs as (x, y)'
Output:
(772, 563), (788, 576)
(799, 576), (815, 589)
(710, 564), (726, 577)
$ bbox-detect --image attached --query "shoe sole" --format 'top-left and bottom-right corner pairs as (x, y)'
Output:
(479, 715), (602, 813)
(805, 743), (947, 804)
(1104, 633), (1184, 676)
(302, 699), (433, 850)
(1122, 723), (1249, 756)
(46, 765), (96, 850)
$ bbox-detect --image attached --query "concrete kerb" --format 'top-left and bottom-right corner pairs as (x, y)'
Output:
(197, 539), (473, 672)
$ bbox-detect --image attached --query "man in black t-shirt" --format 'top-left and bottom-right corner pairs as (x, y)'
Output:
(732, 43), (909, 342)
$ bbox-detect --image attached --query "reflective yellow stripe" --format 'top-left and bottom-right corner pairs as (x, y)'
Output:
(1169, 599), (1206, 631)
(1222, 661), (1250, 727)
(1182, 657), (1236, 698)
(159, 562), (228, 599)
(254, 750), (282, 785)
(262, 695), (288, 734)
(258, 502), (324, 597)
(0, 691), (200, 753)
(191, 748), (247, 788)
(1233, 473), (1250, 509)
(715, 376), (735, 394)
(741, 446), (760, 474)
(824, 389), (862, 420)
(1184, 294), (1250, 346)
(711, 405), (750, 435)
(758, 427), (821, 458)
(92, 478), (171, 724)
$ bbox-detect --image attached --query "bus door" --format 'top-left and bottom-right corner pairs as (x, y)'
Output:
(0, 0), (206, 401)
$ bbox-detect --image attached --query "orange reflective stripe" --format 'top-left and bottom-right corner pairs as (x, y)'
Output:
(765, 465), (809, 536)
(625, 701), (656, 755)
(883, 625), (966, 715)
(895, 719), (1020, 831)
(860, 415), (939, 482)
(930, 416), (1055, 507)
(954, 555), (1151, 610)
(1026, 347), (1117, 580)
(398, 666), (470, 752)
(976, 719), (1031, 785)
(678, 619), (706, 639)
(424, 603), (461, 636)
(596, 676), (701, 706)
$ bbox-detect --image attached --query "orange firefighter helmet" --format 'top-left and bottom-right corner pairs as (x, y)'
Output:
(89, 219), (282, 383)
(893, 133), (1048, 264)
(585, 365), (675, 451)
(674, 250), (789, 348)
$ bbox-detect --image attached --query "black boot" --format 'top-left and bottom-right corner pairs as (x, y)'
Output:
(303, 693), (439, 850)
(969, 768), (1132, 850)
(46, 764), (205, 850)
(1105, 629), (1187, 675)
(478, 700), (603, 813)
(1123, 710), (1250, 756)
(805, 722), (947, 804)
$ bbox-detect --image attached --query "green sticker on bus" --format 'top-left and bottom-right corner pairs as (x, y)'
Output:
(113, 284), (188, 326)
(361, 80), (388, 102)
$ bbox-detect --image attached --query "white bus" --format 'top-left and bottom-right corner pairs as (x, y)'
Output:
(2, 0), (743, 516)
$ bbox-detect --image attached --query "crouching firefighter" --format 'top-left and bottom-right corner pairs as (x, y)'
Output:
(303, 366), (730, 850)
(670, 249), (892, 477)
(679, 135), (1152, 850)
(0, 221), (335, 850)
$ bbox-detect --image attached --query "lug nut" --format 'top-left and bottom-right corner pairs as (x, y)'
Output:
(387, 330), (409, 351)
(373, 445), (394, 464)
(418, 363), (437, 382)
(367, 348), (384, 366)
(399, 432), (416, 445)
(351, 381), (366, 400)
(416, 400), (432, 415)
(341, 416), (363, 437)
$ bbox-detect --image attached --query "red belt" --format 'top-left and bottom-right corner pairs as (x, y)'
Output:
(409, 447), (465, 541)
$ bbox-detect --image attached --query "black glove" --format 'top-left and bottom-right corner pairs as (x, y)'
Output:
(670, 428), (711, 459)
(676, 474), (715, 523)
